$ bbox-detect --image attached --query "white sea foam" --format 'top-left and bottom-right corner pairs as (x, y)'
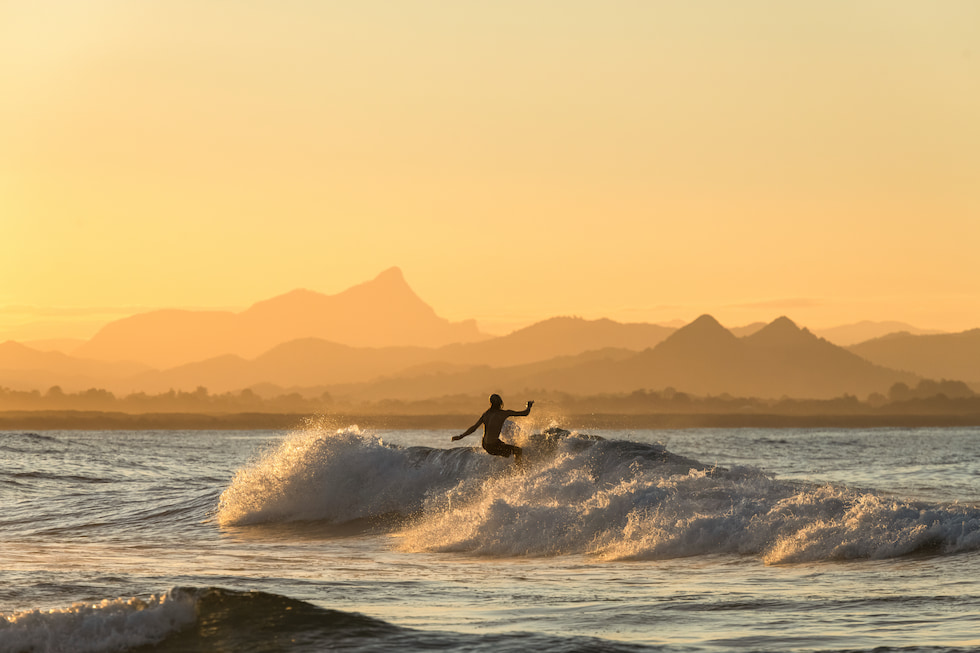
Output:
(217, 423), (980, 564)
(216, 421), (499, 527)
(403, 443), (980, 563)
(0, 589), (196, 653)
(762, 489), (980, 564)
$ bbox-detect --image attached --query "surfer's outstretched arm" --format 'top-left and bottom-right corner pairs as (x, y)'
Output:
(452, 412), (486, 441)
(505, 400), (534, 418)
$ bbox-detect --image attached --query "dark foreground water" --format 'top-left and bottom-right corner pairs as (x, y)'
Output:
(2, 421), (979, 652)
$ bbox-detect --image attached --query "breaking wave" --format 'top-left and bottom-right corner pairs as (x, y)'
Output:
(0, 587), (656, 653)
(0, 589), (196, 653)
(217, 423), (980, 564)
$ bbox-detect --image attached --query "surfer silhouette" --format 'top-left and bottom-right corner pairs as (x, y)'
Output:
(452, 394), (533, 466)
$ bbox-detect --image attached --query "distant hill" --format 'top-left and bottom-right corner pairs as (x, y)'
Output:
(4, 285), (960, 403)
(814, 321), (944, 347)
(72, 268), (486, 368)
(729, 322), (766, 338)
(0, 341), (151, 392)
(436, 316), (674, 367)
(126, 340), (436, 394)
(595, 315), (918, 398)
(119, 317), (675, 394)
(327, 347), (639, 402)
(848, 329), (980, 385)
(323, 315), (920, 401)
(4, 315), (923, 400)
(20, 338), (87, 355)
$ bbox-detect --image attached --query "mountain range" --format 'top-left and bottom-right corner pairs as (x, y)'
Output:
(1, 267), (976, 402)
(72, 267), (485, 369)
(849, 329), (980, 386)
(314, 315), (919, 402)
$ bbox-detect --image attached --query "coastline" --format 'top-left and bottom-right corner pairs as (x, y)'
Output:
(3, 410), (980, 431)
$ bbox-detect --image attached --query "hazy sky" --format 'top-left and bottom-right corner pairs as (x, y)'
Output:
(3, 1), (979, 338)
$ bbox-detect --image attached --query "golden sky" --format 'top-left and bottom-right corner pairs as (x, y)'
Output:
(2, 1), (979, 339)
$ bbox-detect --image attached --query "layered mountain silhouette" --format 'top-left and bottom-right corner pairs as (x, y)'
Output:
(0, 341), (150, 392)
(73, 268), (485, 368)
(92, 317), (674, 395)
(0, 314), (932, 400)
(814, 320), (945, 347)
(435, 316), (673, 367)
(126, 341), (434, 394)
(849, 329), (980, 384)
(3, 267), (971, 404)
(273, 316), (920, 402)
(435, 315), (918, 400)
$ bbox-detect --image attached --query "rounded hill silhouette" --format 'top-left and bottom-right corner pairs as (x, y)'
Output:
(73, 268), (485, 368)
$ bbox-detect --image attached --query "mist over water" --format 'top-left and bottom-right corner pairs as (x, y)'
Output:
(3, 424), (980, 652)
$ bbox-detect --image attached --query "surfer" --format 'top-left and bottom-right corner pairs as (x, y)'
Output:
(452, 394), (533, 466)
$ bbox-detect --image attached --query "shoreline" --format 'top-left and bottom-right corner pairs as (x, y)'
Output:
(3, 410), (980, 431)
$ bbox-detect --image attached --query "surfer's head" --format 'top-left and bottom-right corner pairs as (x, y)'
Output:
(489, 393), (503, 408)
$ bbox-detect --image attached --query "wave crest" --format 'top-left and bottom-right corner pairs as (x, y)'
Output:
(217, 423), (498, 527)
(217, 423), (980, 563)
(0, 589), (196, 653)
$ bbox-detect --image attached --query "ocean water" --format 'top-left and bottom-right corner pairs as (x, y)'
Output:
(1, 420), (979, 652)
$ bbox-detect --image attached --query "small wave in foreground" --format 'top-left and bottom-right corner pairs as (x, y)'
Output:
(0, 587), (654, 653)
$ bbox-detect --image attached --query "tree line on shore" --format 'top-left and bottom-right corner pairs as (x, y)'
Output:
(0, 379), (976, 416)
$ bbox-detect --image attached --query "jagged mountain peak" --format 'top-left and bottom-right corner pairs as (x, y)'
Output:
(339, 266), (422, 302)
(352, 266), (409, 291)
(245, 267), (413, 313)
(745, 316), (819, 347)
(669, 314), (734, 340)
(653, 314), (738, 356)
(372, 266), (407, 284)
(752, 316), (802, 336)
(767, 315), (798, 329)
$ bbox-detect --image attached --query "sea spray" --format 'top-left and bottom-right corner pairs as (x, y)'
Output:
(398, 433), (980, 563)
(762, 489), (980, 563)
(398, 438), (753, 558)
(216, 421), (500, 527)
(216, 423), (980, 564)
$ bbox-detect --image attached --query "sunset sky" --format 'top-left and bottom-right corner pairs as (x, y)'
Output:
(3, 1), (979, 340)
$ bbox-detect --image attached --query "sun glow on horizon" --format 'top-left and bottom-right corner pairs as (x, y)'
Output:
(3, 1), (979, 341)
